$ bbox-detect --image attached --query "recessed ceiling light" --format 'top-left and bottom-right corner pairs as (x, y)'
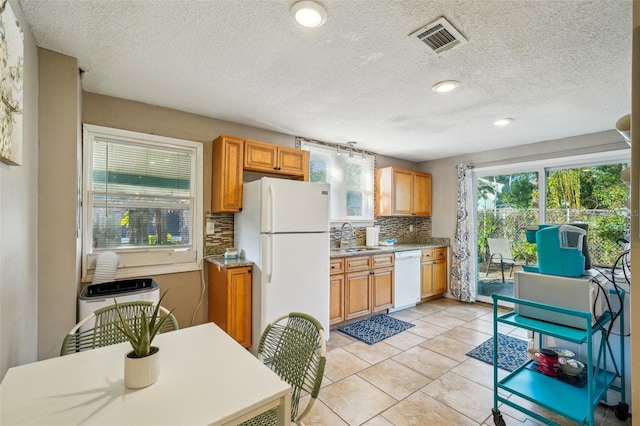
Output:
(291, 1), (327, 28)
(432, 80), (459, 93)
(493, 118), (513, 127)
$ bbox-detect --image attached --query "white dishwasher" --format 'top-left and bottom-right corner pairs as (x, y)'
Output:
(389, 250), (421, 312)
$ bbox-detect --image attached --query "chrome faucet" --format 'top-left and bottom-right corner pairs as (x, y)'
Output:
(339, 222), (354, 248)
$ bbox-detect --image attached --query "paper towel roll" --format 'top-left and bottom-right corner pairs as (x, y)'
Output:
(366, 226), (380, 247)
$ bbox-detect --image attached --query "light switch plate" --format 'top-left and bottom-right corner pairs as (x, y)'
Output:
(206, 222), (215, 235)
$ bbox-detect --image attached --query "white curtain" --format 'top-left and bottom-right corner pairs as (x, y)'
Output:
(450, 163), (476, 302)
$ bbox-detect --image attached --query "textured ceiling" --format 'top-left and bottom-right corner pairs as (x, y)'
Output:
(18, 0), (633, 162)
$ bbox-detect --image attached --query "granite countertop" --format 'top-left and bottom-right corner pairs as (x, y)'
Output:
(205, 256), (254, 268)
(330, 243), (449, 258)
(205, 244), (450, 264)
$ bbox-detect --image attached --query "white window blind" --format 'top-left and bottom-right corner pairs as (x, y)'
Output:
(82, 124), (203, 281)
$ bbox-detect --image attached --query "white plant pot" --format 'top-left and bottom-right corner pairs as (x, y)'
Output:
(124, 346), (160, 389)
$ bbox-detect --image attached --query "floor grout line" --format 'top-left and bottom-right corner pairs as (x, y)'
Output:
(313, 299), (630, 426)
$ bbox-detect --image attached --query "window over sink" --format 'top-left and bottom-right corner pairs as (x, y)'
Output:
(301, 140), (374, 224)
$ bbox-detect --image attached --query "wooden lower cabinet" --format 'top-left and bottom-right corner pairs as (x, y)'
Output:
(345, 270), (372, 320)
(433, 259), (447, 294)
(329, 258), (345, 325)
(420, 247), (448, 299)
(208, 264), (252, 348)
(331, 253), (395, 324)
(420, 260), (434, 297)
(371, 267), (394, 312)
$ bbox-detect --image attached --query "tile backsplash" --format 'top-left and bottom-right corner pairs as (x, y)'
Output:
(204, 213), (235, 256)
(329, 216), (432, 248)
(205, 214), (445, 256)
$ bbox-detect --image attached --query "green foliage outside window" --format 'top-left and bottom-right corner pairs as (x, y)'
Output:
(478, 163), (629, 267)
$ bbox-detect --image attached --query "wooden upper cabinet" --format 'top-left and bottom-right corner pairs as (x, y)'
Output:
(243, 139), (277, 171)
(212, 136), (310, 212)
(413, 172), (432, 216)
(244, 140), (309, 180)
(278, 147), (308, 178)
(376, 166), (432, 217)
(391, 168), (413, 215)
(211, 136), (244, 213)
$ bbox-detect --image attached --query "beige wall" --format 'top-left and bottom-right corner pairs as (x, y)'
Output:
(0, 1), (39, 380)
(37, 49), (82, 360)
(630, 0), (639, 416)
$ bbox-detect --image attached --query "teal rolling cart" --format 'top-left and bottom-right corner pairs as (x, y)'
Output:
(490, 292), (626, 426)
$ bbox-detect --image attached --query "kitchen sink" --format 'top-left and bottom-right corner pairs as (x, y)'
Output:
(331, 247), (383, 253)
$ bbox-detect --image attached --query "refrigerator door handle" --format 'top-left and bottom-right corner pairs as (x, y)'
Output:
(268, 184), (275, 233)
(267, 234), (274, 283)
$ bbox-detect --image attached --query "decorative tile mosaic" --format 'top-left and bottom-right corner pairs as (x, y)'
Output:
(329, 216), (434, 248)
(204, 213), (235, 256)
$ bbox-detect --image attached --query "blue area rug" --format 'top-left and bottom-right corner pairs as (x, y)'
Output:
(337, 314), (415, 345)
(466, 333), (528, 372)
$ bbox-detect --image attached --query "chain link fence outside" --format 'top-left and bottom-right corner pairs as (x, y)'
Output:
(478, 208), (629, 267)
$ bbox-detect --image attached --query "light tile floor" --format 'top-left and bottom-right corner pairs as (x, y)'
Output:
(300, 298), (632, 426)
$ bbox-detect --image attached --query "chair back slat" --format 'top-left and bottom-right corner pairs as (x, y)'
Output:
(253, 312), (326, 424)
(60, 301), (178, 356)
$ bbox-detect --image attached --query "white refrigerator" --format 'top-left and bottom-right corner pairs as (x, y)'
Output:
(235, 177), (330, 353)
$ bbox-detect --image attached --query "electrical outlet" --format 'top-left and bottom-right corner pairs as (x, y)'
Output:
(206, 222), (215, 235)
(409, 224), (414, 232)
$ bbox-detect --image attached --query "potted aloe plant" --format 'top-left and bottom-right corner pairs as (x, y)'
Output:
(114, 291), (174, 389)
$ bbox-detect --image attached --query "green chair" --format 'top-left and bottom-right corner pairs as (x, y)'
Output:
(241, 312), (326, 426)
(60, 301), (179, 356)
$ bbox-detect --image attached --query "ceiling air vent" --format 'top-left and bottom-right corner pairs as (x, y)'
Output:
(409, 16), (468, 55)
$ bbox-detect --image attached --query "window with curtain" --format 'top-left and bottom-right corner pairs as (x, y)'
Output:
(301, 141), (374, 223)
(82, 124), (203, 281)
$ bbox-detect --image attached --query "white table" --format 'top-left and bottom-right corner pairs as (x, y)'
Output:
(0, 323), (291, 425)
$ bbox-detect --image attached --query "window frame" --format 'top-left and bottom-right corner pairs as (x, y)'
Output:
(472, 149), (630, 306)
(474, 149), (630, 224)
(301, 141), (375, 226)
(82, 124), (203, 282)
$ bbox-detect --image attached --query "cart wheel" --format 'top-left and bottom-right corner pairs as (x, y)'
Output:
(614, 403), (629, 421)
(492, 408), (506, 426)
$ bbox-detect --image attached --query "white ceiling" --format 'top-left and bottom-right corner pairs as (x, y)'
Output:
(18, 0), (633, 162)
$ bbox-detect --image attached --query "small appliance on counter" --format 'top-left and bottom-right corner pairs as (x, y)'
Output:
(524, 224), (588, 277)
(365, 226), (380, 247)
(224, 247), (239, 259)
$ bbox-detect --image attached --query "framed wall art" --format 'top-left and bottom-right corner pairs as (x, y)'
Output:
(1, 0), (24, 166)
